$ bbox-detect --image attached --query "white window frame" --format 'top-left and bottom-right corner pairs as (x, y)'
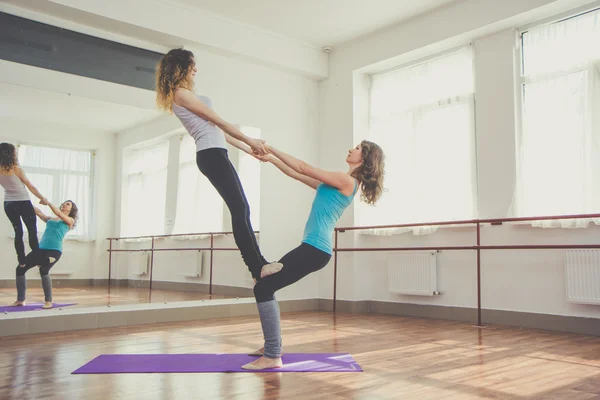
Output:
(514, 6), (600, 226)
(359, 45), (478, 235)
(121, 139), (170, 237)
(16, 142), (95, 241)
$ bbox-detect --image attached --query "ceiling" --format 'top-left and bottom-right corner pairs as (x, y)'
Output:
(0, 82), (163, 135)
(0, 0), (462, 137)
(171, 0), (460, 47)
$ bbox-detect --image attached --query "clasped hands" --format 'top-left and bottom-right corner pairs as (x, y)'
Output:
(246, 138), (274, 163)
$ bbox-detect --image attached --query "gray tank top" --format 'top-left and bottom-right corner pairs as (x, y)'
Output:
(0, 173), (31, 201)
(172, 94), (227, 152)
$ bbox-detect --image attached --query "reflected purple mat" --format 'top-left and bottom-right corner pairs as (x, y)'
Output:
(0, 303), (76, 313)
(72, 353), (363, 374)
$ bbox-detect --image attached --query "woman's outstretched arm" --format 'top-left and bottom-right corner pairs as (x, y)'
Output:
(266, 145), (354, 193)
(46, 202), (75, 229)
(225, 135), (263, 159)
(264, 154), (319, 189)
(34, 206), (50, 223)
(14, 167), (47, 203)
(174, 88), (267, 155)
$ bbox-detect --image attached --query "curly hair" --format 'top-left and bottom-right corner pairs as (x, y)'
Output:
(155, 48), (196, 112)
(0, 142), (18, 174)
(350, 140), (385, 206)
(62, 200), (79, 228)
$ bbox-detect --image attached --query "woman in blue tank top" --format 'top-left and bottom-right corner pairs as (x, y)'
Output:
(155, 48), (282, 281)
(242, 140), (385, 370)
(12, 199), (78, 310)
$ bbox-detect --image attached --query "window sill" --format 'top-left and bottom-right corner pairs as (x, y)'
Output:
(352, 218), (600, 236)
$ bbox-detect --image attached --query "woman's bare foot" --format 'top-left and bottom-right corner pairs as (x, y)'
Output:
(41, 301), (53, 309)
(241, 356), (282, 370)
(260, 262), (283, 279)
(248, 347), (284, 357)
(12, 300), (25, 306)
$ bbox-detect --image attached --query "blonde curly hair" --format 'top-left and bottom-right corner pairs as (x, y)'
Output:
(155, 48), (196, 112)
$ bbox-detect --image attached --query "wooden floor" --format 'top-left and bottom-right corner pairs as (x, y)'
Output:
(0, 286), (236, 308)
(0, 312), (598, 399)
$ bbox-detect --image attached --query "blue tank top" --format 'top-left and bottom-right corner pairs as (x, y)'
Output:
(39, 219), (70, 252)
(302, 181), (358, 255)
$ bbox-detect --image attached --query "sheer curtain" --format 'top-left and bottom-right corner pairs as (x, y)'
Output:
(515, 9), (600, 227)
(358, 46), (477, 235)
(122, 141), (169, 237)
(17, 144), (94, 241)
(172, 127), (262, 235)
(172, 135), (223, 234)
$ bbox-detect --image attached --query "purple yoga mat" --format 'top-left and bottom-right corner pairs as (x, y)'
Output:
(0, 303), (76, 313)
(72, 353), (363, 374)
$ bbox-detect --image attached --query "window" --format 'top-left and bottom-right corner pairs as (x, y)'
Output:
(359, 46), (477, 233)
(172, 126), (262, 234)
(18, 144), (94, 240)
(121, 141), (169, 236)
(517, 9), (600, 227)
(172, 135), (223, 234)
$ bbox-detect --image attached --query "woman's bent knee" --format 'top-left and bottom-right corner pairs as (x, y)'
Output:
(253, 281), (274, 303)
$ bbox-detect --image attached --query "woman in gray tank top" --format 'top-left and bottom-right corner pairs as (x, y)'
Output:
(156, 49), (282, 281)
(0, 143), (48, 266)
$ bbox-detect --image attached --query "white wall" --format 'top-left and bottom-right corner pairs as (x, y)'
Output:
(114, 45), (320, 299)
(0, 120), (115, 283)
(319, 0), (600, 320)
(7, 0), (599, 320)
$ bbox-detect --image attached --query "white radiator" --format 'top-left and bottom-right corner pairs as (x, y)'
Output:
(565, 250), (600, 305)
(182, 250), (204, 278)
(387, 251), (439, 296)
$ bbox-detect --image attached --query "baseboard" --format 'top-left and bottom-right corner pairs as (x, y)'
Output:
(367, 301), (477, 323)
(319, 299), (600, 337)
(318, 299), (370, 314)
(481, 308), (600, 337)
(118, 279), (254, 298)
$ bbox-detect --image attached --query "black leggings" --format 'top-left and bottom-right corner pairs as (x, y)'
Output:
(254, 243), (331, 303)
(16, 249), (62, 276)
(4, 200), (38, 265)
(196, 148), (268, 279)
